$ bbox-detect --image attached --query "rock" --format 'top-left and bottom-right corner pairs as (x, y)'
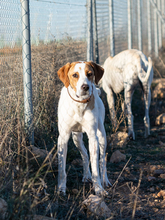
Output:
(153, 169), (165, 177)
(155, 113), (165, 125)
(72, 189), (79, 195)
(148, 176), (156, 181)
(157, 190), (165, 199)
(0, 198), (7, 220)
(152, 81), (165, 99)
(28, 146), (54, 161)
(33, 215), (57, 220)
(150, 186), (155, 192)
(110, 131), (129, 148)
(125, 167), (130, 174)
(110, 150), (126, 163)
(82, 194), (111, 218)
(160, 174), (165, 179)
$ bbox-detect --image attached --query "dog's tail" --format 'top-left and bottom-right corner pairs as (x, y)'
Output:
(138, 57), (153, 84)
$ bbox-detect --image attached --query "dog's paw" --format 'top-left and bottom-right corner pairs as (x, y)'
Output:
(95, 185), (108, 196)
(104, 179), (112, 188)
(128, 131), (135, 140)
(58, 187), (66, 195)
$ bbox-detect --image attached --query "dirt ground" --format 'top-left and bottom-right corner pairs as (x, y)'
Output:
(0, 42), (165, 219)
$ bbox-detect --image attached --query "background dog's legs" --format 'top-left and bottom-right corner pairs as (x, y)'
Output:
(97, 122), (111, 187)
(72, 131), (92, 182)
(124, 89), (135, 140)
(143, 85), (151, 138)
(58, 134), (70, 194)
(106, 87), (117, 131)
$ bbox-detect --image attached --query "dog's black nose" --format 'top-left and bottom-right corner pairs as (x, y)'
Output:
(81, 84), (89, 91)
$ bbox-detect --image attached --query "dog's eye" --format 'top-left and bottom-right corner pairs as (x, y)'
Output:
(87, 72), (93, 77)
(73, 73), (78, 78)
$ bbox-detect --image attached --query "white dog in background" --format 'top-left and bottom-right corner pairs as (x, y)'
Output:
(101, 49), (154, 140)
(57, 61), (110, 195)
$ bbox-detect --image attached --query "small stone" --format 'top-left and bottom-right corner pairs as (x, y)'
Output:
(150, 187), (155, 192)
(155, 113), (165, 125)
(153, 169), (164, 177)
(160, 174), (165, 179)
(110, 150), (126, 163)
(125, 167), (130, 174)
(157, 190), (165, 199)
(148, 176), (156, 181)
(110, 131), (129, 148)
(72, 189), (79, 195)
(33, 215), (57, 220)
(28, 146), (53, 160)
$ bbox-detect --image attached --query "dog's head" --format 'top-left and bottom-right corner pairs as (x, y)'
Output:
(57, 61), (104, 98)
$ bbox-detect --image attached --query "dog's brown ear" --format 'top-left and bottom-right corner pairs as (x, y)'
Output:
(57, 63), (71, 87)
(87, 61), (104, 84)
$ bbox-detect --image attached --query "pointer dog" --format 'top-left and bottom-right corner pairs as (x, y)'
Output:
(57, 61), (110, 195)
(102, 49), (153, 140)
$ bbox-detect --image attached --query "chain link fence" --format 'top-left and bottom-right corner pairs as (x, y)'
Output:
(1, 0), (165, 218)
(0, 0), (165, 146)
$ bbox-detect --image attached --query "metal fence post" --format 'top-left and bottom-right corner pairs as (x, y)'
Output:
(154, 0), (159, 57)
(148, 0), (152, 54)
(127, 0), (132, 49)
(109, 0), (115, 57)
(138, 0), (142, 51)
(21, 0), (34, 145)
(87, 0), (94, 61)
(162, 0), (165, 39)
(158, 0), (162, 48)
(92, 0), (99, 64)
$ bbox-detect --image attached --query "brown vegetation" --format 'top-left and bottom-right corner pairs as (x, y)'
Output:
(0, 42), (165, 219)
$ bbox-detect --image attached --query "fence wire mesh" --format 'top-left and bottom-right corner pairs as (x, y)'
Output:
(1, 0), (165, 144)
(1, 0), (165, 219)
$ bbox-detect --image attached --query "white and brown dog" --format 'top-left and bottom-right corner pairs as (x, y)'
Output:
(57, 61), (110, 195)
(102, 49), (154, 140)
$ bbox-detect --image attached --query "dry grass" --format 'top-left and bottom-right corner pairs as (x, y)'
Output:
(0, 42), (165, 219)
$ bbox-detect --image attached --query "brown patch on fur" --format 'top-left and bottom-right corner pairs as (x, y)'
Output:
(68, 62), (80, 92)
(84, 65), (94, 83)
(57, 62), (80, 88)
(85, 61), (104, 84)
(57, 63), (71, 87)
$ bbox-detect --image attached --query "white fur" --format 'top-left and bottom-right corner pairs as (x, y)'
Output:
(57, 62), (110, 195)
(101, 49), (154, 140)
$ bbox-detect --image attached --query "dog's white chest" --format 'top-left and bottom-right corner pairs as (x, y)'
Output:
(73, 104), (87, 122)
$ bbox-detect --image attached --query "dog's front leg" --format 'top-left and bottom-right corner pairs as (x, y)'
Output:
(72, 132), (91, 182)
(97, 123), (111, 187)
(87, 134), (106, 195)
(58, 134), (70, 194)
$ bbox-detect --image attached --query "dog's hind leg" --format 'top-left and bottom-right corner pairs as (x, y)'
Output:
(124, 87), (135, 140)
(72, 132), (92, 182)
(143, 84), (151, 138)
(106, 87), (117, 131)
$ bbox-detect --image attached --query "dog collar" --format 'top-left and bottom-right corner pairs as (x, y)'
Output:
(67, 86), (93, 104)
